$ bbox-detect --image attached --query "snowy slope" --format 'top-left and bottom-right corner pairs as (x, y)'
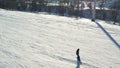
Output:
(0, 9), (120, 68)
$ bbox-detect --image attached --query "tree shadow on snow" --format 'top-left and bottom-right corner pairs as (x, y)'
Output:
(95, 22), (120, 49)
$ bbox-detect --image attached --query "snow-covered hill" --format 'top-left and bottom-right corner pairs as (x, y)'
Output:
(0, 9), (120, 68)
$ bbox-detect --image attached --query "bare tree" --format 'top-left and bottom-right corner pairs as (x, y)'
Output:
(98, 0), (107, 20)
(110, 0), (120, 24)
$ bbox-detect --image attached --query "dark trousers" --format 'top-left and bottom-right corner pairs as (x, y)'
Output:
(77, 55), (82, 64)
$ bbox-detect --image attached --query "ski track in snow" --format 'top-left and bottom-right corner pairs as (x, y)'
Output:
(0, 9), (120, 68)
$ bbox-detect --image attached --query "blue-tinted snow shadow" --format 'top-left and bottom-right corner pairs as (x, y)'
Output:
(95, 22), (120, 49)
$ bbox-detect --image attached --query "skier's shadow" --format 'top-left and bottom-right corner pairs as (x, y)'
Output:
(76, 55), (81, 68)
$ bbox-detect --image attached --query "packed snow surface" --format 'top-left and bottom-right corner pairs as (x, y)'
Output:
(0, 9), (120, 68)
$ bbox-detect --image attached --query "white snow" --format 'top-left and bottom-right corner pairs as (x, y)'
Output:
(0, 9), (120, 68)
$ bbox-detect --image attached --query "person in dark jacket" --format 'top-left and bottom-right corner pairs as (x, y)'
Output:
(76, 48), (79, 55)
(76, 48), (82, 64)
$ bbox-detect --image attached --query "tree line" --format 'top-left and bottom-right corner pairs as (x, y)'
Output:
(0, 0), (120, 24)
(0, 0), (88, 15)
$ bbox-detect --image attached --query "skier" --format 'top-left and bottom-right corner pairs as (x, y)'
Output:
(76, 48), (82, 64)
(76, 48), (79, 55)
